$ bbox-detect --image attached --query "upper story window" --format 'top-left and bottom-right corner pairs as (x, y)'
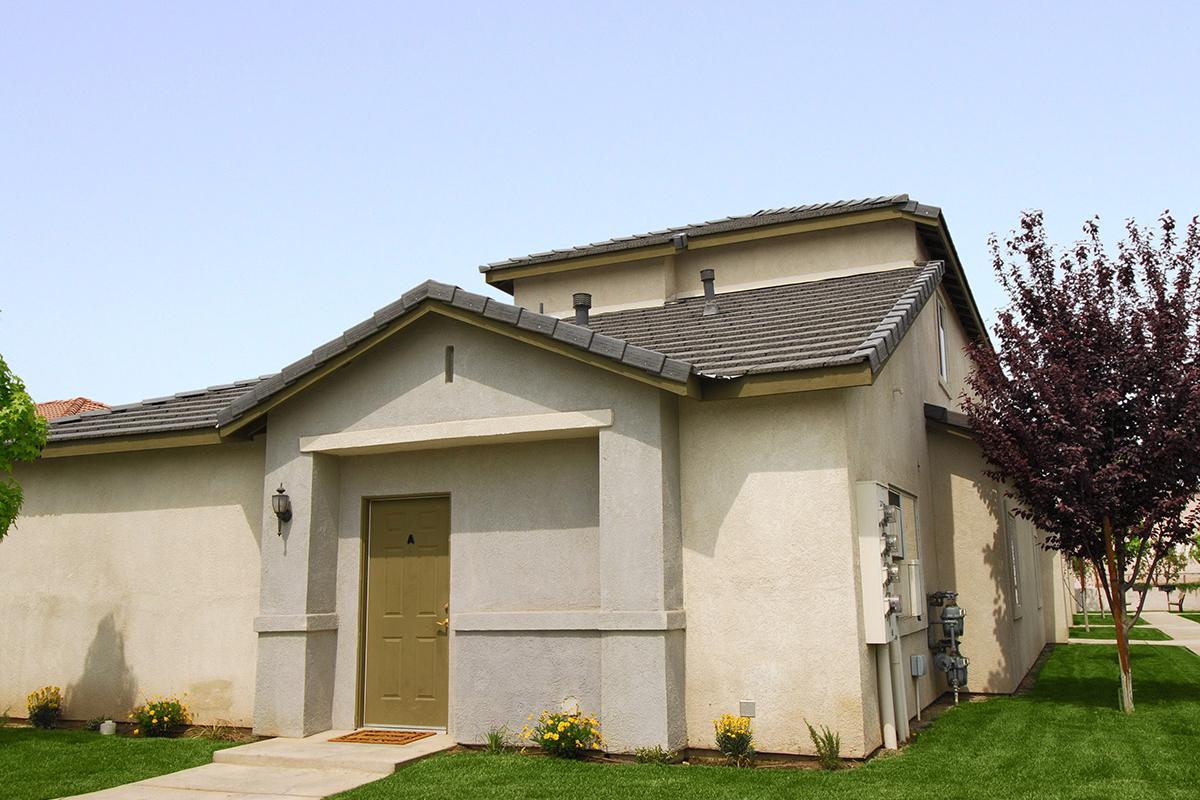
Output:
(936, 299), (949, 383)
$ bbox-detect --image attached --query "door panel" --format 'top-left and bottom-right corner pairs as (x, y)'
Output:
(363, 497), (450, 727)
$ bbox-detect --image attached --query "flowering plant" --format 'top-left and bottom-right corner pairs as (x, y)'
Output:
(521, 708), (603, 758)
(129, 695), (191, 737)
(27, 686), (63, 729)
(713, 714), (754, 765)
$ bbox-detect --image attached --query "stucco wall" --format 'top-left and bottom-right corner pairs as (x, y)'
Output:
(517, 219), (924, 317)
(679, 391), (871, 756)
(258, 312), (685, 746)
(0, 441), (264, 724)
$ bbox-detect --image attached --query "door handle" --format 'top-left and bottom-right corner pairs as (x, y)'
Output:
(436, 617), (449, 635)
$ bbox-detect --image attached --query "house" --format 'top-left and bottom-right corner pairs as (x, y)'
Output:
(35, 397), (108, 419)
(0, 196), (1069, 757)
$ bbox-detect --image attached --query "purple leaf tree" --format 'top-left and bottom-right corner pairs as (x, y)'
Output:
(963, 211), (1200, 713)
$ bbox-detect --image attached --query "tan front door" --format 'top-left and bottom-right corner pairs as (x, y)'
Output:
(362, 496), (450, 728)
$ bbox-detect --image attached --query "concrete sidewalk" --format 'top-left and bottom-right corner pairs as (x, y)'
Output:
(66, 731), (455, 799)
(1067, 611), (1200, 658)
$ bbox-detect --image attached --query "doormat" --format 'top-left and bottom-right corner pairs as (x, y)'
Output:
(329, 729), (436, 745)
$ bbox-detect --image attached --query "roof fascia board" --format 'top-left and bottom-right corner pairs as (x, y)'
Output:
(40, 429), (225, 458)
(483, 208), (908, 287)
(700, 362), (873, 400)
(218, 302), (698, 438)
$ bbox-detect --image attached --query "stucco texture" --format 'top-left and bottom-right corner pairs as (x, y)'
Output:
(0, 441), (264, 724)
(257, 312), (684, 747)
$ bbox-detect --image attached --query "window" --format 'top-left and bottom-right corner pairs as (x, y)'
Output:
(888, 488), (924, 618)
(936, 299), (949, 383)
(1004, 502), (1023, 619)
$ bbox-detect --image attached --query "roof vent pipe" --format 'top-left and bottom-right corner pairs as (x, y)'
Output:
(573, 293), (592, 326)
(700, 269), (718, 316)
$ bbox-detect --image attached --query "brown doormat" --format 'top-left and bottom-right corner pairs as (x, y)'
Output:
(328, 729), (436, 745)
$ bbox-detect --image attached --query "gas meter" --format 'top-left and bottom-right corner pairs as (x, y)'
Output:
(928, 591), (970, 703)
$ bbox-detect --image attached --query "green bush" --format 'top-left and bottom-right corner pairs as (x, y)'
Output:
(713, 714), (754, 766)
(633, 745), (678, 764)
(521, 709), (603, 758)
(26, 686), (62, 729)
(128, 695), (191, 737)
(805, 720), (842, 769)
(483, 725), (509, 754)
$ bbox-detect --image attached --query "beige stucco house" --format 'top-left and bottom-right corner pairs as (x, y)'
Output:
(1, 195), (1069, 757)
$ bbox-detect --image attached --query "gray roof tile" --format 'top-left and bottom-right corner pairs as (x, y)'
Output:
(481, 195), (926, 272)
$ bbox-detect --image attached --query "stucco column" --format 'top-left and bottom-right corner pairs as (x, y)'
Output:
(252, 451), (341, 737)
(598, 394), (686, 750)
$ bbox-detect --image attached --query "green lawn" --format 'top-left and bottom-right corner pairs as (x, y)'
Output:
(1176, 612), (1200, 624)
(0, 727), (238, 800)
(333, 646), (1200, 800)
(1070, 625), (1172, 640)
(1072, 613), (1147, 626)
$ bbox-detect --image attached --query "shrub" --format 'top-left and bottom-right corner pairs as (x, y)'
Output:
(26, 686), (63, 729)
(184, 721), (256, 743)
(713, 714), (754, 766)
(521, 709), (603, 758)
(85, 715), (110, 732)
(634, 744), (678, 764)
(128, 695), (191, 737)
(805, 719), (842, 770)
(483, 724), (510, 753)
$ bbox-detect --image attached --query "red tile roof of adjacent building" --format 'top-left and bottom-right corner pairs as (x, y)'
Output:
(37, 397), (109, 420)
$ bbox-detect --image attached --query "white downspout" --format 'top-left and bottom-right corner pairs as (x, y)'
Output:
(875, 644), (897, 750)
(888, 633), (910, 742)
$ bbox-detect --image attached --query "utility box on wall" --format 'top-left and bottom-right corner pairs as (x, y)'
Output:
(856, 481), (900, 644)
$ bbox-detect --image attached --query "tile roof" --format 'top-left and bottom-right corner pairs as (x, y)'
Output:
(587, 263), (944, 378)
(215, 281), (696, 427)
(47, 379), (268, 442)
(36, 397), (109, 420)
(481, 195), (940, 272)
(43, 263), (946, 445)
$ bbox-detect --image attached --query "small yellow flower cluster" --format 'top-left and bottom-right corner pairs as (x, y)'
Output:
(713, 714), (755, 765)
(27, 686), (64, 729)
(128, 693), (192, 737)
(519, 707), (604, 758)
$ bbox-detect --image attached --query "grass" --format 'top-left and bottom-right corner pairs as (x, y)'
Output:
(1070, 625), (1173, 640)
(332, 645), (1200, 800)
(1072, 613), (1148, 626)
(1175, 612), (1200, 624)
(0, 727), (239, 800)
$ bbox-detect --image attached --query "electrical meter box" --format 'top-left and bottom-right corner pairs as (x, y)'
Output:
(856, 481), (900, 644)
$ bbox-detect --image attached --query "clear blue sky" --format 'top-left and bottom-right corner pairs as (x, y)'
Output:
(3, 2), (1197, 405)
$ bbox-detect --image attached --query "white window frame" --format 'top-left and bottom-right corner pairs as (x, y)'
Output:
(936, 299), (949, 384)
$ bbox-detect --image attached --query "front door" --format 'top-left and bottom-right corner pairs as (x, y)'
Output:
(362, 496), (450, 728)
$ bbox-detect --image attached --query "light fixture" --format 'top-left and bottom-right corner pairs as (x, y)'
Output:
(271, 484), (292, 536)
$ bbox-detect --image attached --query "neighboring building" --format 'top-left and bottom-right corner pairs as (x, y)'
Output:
(35, 397), (108, 419)
(0, 196), (1069, 757)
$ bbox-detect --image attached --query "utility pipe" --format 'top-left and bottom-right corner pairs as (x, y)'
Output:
(888, 635), (910, 742)
(875, 645), (897, 750)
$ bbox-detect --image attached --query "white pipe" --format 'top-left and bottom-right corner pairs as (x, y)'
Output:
(875, 645), (897, 750)
(888, 636), (910, 742)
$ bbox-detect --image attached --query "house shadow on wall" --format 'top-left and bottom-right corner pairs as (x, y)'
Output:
(65, 612), (137, 722)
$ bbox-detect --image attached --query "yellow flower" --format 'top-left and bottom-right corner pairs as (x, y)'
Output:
(133, 728), (139, 735)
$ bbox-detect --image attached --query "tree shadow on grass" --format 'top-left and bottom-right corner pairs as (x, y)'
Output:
(1030, 645), (1200, 709)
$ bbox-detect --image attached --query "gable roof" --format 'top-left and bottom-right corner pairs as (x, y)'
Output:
(37, 397), (109, 420)
(45, 261), (945, 448)
(480, 195), (930, 272)
(47, 380), (266, 443)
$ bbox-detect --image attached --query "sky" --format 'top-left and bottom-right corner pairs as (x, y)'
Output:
(3, 2), (1198, 405)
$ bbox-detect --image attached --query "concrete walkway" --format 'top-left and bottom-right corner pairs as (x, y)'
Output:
(1067, 611), (1200, 658)
(67, 730), (456, 799)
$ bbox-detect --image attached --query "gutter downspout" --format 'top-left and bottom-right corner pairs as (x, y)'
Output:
(875, 645), (897, 750)
(888, 631), (910, 742)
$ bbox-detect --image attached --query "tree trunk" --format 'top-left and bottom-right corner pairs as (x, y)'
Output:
(1103, 515), (1134, 714)
(1078, 561), (1090, 631)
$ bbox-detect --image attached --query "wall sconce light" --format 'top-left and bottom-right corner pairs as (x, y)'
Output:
(271, 484), (292, 536)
